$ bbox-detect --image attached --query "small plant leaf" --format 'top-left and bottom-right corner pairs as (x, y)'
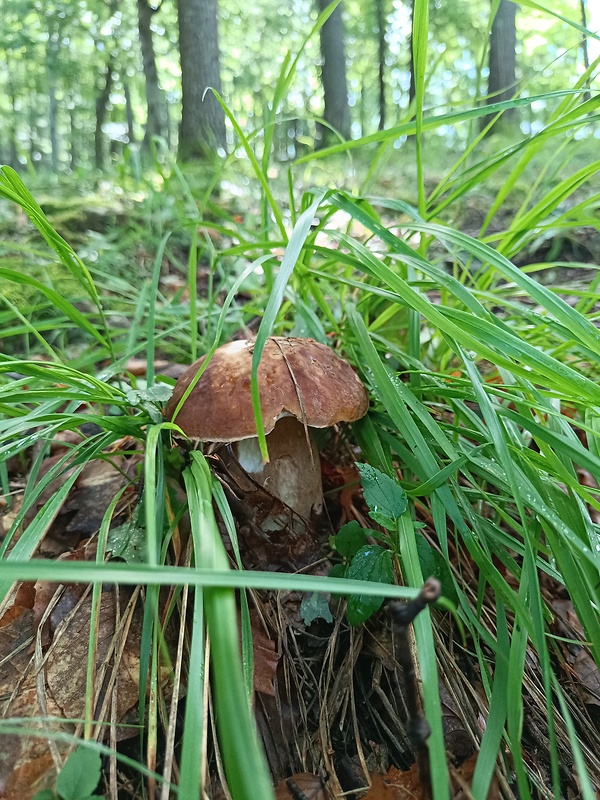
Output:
(416, 536), (458, 604)
(55, 747), (101, 800)
(107, 520), (146, 563)
(32, 791), (56, 800)
(346, 545), (394, 625)
(328, 563), (347, 579)
(355, 463), (407, 529)
(332, 520), (368, 558)
(300, 592), (333, 625)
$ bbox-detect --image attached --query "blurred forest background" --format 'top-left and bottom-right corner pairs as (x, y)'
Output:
(1, 0), (598, 174)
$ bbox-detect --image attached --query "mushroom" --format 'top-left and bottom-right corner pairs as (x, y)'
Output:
(165, 337), (369, 531)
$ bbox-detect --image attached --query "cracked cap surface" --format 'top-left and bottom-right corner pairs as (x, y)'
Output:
(165, 336), (369, 441)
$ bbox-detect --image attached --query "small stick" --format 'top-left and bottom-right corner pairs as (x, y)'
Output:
(389, 577), (442, 800)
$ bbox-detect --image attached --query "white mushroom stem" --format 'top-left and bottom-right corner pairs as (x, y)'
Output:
(230, 416), (323, 526)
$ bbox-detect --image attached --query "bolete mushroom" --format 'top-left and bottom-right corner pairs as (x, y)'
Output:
(165, 337), (368, 531)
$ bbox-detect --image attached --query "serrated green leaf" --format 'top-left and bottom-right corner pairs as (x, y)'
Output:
(333, 520), (368, 558)
(55, 748), (101, 800)
(346, 545), (394, 625)
(356, 463), (407, 529)
(300, 592), (333, 625)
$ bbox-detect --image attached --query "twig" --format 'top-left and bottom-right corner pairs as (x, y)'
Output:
(389, 577), (441, 800)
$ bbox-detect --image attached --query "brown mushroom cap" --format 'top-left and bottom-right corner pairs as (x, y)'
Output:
(165, 336), (369, 441)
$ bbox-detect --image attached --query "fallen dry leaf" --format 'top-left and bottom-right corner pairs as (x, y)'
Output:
(0, 610), (66, 800)
(250, 611), (280, 697)
(572, 647), (600, 708)
(362, 772), (408, 799)
(274, 772), (326, 799)
(45, 586), (143, 727)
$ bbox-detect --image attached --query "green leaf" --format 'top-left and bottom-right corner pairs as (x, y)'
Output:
(55, 747), (101, 800)
(346, 545), (394, 625)
(328, 563), (347, 580)
(300, 593), (333, 625)
(32, 791), (56, 800)
(332, 520), (368, 558)
(355, 463), (407, 529)
(415, 536), (458, 605)
(107, 521), (147, 563)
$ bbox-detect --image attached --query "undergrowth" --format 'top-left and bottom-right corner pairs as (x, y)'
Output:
(1, 1), (600, 798)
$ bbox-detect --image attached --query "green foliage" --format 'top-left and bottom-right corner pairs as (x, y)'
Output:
(32, 747), (103, 800)
(345, 545), (394, 625)
(356, 461), (408, 528)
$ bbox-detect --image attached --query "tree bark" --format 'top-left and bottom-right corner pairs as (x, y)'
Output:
(579, 0), (591, 102)
(483, 0), (517, 131)
(137, 0), (168, 146)
(5, 53), (19, 168)
(177, 0), (226, 159)
(95, 58), (115, 170)
(317, 0), (351, 144)
(376, 0), (386, 130)
(46, 29), (60, 173)
(408, 0), (416, 108)
(124, 82), (136, 145)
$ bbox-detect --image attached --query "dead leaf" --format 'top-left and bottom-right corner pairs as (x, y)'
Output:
(572, 647), (600, 707)
(362, 772), (407, 799)
(45, 587), (143, 728)
(0, 583), (35, 629)
(274, 772), (326, 799)
(250, 611), (279, 697)
(0, 610), (66, 799)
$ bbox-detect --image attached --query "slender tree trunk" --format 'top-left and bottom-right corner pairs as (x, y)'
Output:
(95, 58), (115, 170)
(28, 102), (37, 165)
(579, 0), (591, 102)
(124, 83), (136, 145)
(137, 0), (168, 146)
(408, 0), (416, 108)
(177, 0), (226, 159)
(5, 53), (19, 168)
(483, 0), (517, 131)
(376, 0), (386, 130)
(46, 34), (60, 173)
(316, 0), (351, 144)
(68, 102), (77, 171)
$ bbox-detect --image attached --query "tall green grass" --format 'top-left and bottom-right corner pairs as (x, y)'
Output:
(1, 0), (600, 797)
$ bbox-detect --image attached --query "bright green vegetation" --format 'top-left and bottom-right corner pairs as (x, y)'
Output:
(1, 8), (600, 800)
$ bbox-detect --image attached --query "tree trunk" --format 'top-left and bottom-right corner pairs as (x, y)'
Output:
(137, 0), (168, 146)
(177, 0), (226, 159)
(95, 58), (115, 170)
(316, 0), (351, 144)
(124, 82), (136, 145)
(483, 0), (517, 131)
(376, 0), (386, 130)
(579, 0), (591, 102)
(5, 53), (19, 168)
(68, 101), (77, 171)
(408, 0), (416, 108)
(46, 33), (60, 173)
